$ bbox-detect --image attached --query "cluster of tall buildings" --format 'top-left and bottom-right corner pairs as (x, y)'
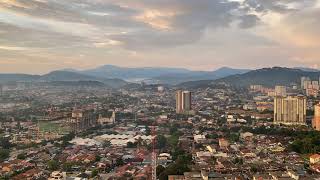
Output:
(274, 86), (287, 97)
(272, 76), (320, 126)
(301, 77), (320, 97)
(274, 95), (307, 125)
(176, 90), (192, 114)
(250, 85), (273, 94)
(250, 85), (263, 92)
(249, 85), (286, 97)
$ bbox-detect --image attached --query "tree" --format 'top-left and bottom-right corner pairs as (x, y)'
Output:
(95, 155), (101, 162)
(228, 133), (240, 143)
(172, 147), (185, 161)
(156, 165), (165, 177)
(47, 160), (59, 171)
(62, 162), (73, 172)
(0, 137), (12, 149)
(59, 132), (75, 147)
(91, 169), (99, 177)
(159, 153), (192, 180)
(156, 135), (167, 149)
(102, 140), (111, 148)
(289, 131), (320, 154)
(250, 164), (259, 173)
(116, 158), (124, 166)
(167, 135), (179, 148)
(307, 110), (314, 116)
(206, 134), (218, 139)
(145, 126), (151, 136)
(61, 132), (75, 142)
(127, 142), (137, 148)
(169, 125), (178, 135)
(0, 149), (9, 162)
(233, 157), (243, 165)
(17, 153), (26, 160)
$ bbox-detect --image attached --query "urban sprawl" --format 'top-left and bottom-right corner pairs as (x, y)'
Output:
(0, 76), (320, 180)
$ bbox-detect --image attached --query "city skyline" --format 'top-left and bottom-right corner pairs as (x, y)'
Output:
(1, 0), (320, 73)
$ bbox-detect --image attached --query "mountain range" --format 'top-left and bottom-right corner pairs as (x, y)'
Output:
(179, 67), (320, 88)
(0, 65), (319, 88)
(63, 65), (251, 85)
(0, 71), (127, 88)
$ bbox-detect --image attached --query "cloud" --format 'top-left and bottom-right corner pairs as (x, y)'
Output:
(243, 0), (318, 13)
(275, 8), (320, 66)
(0, 0), (319, 72)
(0, 45), (28, 51)
(0, 0), (261, 49)
(282, 8), (320, 47)
(238, 14), (260, 28)
(0, 0), (33, 9)
(104, 0), (262, 49)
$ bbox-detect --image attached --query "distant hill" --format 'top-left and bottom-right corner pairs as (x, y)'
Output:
(178, 79), (213, 89)
(40, 71), (99, 82)
(294, 67), (320, 72)
(179, 67), (320, 88)
(153, 67), (250, 84)
(42, 81), (106, 87)
(64, 65), (250, 85)
(0, 71), (128, 88)
(0, 74), (40, 83)
(211, 67), (251, 77)
(82, 65), (193, 81)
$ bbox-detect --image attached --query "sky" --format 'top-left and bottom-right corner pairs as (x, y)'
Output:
(0, 0), (320, 74)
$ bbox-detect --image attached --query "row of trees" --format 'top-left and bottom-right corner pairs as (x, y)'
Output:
(290, 131), (320, 154)
(0, 137), (13, 162)
(154, 123), (194, 180)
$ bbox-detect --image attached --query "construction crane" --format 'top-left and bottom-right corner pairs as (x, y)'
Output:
(151, 124), (157, 180)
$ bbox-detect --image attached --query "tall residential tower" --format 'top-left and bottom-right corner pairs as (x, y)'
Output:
(274, 95), (307, 125)
(313, 103), (320, 131)
(176, 90), (192, 114)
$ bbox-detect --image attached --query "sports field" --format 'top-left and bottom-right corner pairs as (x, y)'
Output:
(39, 121), (70, 134)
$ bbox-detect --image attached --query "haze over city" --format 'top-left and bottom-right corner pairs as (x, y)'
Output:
(1, 0), (320, 74)
(2, 1), (320, 180)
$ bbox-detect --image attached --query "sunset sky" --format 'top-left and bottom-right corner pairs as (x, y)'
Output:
(0, 0), (320, 74)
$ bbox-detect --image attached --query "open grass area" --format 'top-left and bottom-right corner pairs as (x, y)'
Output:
(39, 121), (70, 134)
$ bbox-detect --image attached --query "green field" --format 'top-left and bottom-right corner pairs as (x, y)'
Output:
(39, 121), (70, 134)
